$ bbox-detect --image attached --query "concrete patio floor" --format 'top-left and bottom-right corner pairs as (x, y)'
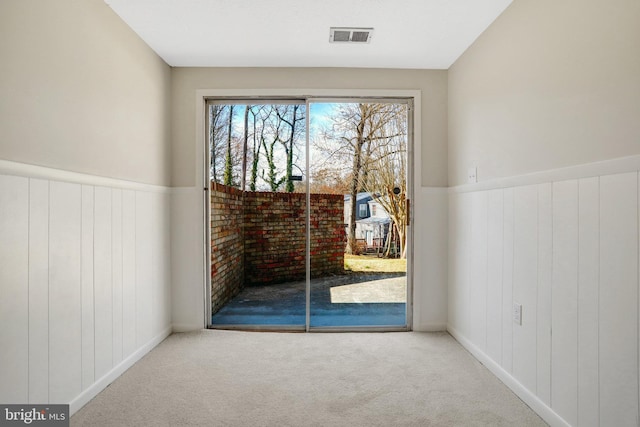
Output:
(210, 273), (407, 328)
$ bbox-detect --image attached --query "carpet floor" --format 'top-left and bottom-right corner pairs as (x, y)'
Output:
(71, 330), (547, 427)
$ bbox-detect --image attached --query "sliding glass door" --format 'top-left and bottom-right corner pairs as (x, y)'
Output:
(207, 101), (308, 328)
(207, 97), (411, 331)
(307, 101), (409, 329)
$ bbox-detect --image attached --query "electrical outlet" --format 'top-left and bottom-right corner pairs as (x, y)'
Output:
(467, 166), (477, 184)
(513, 303), (522, 325)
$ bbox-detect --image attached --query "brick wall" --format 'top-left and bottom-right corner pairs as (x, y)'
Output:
(243, 192), (345, 286)
(210, 183), (244, 314)
(210, 185), (345, 310)
(308, 193), (347, 280)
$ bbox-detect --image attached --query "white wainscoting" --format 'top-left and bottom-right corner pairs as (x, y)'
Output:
(448, 164), (640, 427)
(0, 164), (171, 415)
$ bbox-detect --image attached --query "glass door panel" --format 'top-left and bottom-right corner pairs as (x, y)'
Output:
(208, 101), (308, 328)
(308, 101), (408, 329)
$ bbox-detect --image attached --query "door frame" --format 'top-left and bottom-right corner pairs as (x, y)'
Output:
(197, 89), (421, 331)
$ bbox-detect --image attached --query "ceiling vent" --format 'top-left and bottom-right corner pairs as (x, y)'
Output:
(329, 27), (374, 44)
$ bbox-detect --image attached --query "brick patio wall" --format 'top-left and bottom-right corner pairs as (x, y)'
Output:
(210, 183), (244, 315)
(308, 193), (347, 279)
(243, 192), (345, 286)
(210, 184), (345, 312)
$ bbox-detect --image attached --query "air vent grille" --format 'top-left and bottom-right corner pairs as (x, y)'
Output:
(332, 30), (351, 42)
(329, 27), (373, 44)
(350, 31), (370, 43)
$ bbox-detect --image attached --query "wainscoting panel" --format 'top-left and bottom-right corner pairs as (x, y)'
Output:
(29, 179), (50, 404)
(577, 177), (599, 427)
(486, 189), (504, 364)
(112, 189), (124, 367)
(469, 191), (488, 350)
(599, 173), (638, 426)
(122, 190), (137, 358)
(448, 194), (467, 336)
(136, 192), (153, 347)
(449, 166), (640, 427)
(501, 188), (514, 375)
(81, 185), (95, 391)
(0, 167), (171, 413)
(0, 175), (29, 403)
(94, 186), (114, 381)
(447, 195), (459, 334)
(551, 180), (579, 425)
(536, 183), (552, 406)
(156, 193), (172, 332)
(48, 181), (82, 404)
(512, 185), (538, 393)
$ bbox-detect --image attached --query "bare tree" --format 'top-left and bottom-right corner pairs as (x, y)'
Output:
(259, 106), (286, 191)
(249, 104), (306, 192)
(309, 168), (351, 194)
(275, 105), (305, 192)
(318, 103), (405, 254)
(248, 106), (266, 191)
(208, 105), (229, 183)
(223, 105), (236, 186)
(361, 104), (408, 258)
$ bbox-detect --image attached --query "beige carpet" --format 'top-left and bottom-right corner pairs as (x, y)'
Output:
(71, 331), (546, 427)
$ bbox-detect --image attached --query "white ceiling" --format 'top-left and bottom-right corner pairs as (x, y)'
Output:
(104, 0), (513, 69)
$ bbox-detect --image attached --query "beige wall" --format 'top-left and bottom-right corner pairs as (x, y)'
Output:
(171, 67), (447, 187)
(0, 0), (171, 186)
(448, 0), (640, 186)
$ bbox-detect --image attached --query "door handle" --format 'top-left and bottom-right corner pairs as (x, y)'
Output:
(406, 199), (410, 226)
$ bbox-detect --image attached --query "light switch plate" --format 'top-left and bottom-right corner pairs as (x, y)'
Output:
(513, 303), (522, 325)
(467, 167), (477, 184)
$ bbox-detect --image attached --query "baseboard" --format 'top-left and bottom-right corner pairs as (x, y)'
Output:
(447, 326), (570, 427)
(69, 326), (172, 415)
